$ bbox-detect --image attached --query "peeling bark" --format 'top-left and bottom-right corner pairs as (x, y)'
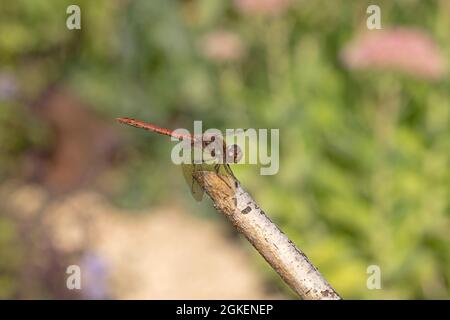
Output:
(193, 170), (341, 300)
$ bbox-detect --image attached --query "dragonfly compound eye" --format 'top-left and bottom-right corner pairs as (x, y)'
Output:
(227, 144), (242, 163)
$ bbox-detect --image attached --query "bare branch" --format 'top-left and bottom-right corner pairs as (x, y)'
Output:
(193, 170), (341, 300)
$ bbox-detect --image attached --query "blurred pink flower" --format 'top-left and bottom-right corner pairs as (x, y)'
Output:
(341, 28), (447, 80)
(200, 30), (245, 63)
(234, 0), (291, 16)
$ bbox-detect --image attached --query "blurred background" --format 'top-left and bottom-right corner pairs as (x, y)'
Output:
(0, 0), (449, 299)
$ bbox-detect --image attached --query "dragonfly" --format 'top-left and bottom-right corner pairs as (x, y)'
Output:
(116, 117), (242, 201)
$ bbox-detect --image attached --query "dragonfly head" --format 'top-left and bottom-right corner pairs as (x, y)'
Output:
(202, 135), (242, 164)
(226, 144), (242, 163)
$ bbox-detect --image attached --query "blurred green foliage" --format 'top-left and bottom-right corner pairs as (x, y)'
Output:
(0, 0), (449, 299)
(0, 215), (23, 298)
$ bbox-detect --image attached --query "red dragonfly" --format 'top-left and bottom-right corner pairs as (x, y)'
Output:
(116, 117), (242, 201)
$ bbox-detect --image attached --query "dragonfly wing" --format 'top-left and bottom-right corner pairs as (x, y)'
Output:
(181, 163), (204, 202)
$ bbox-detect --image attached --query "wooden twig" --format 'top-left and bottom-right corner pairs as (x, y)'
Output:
(193, 170), (341, 300)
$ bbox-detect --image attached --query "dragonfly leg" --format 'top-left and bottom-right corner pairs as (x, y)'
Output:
(224, 164), (238, 181)
(214, 164), (234, 190)
(191, 163), (197, 192)
(224, 164), (239, 206)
